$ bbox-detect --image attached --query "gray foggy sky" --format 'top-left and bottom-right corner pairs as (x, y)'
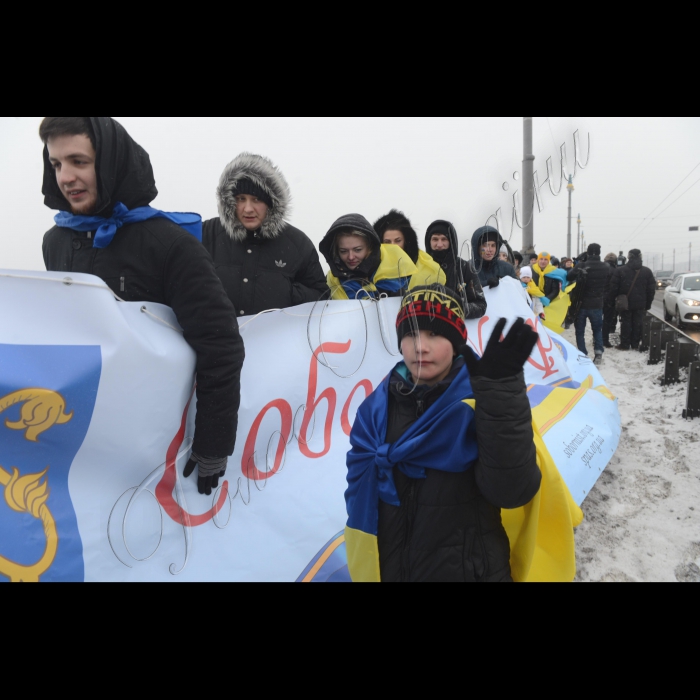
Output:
(1, 117), (698, 273)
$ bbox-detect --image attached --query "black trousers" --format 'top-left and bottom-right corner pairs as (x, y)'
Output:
(603, 304), (618, 343)
(619, 309), (646, 349)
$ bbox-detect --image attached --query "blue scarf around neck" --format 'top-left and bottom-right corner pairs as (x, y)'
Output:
(55, 202), (203, 249)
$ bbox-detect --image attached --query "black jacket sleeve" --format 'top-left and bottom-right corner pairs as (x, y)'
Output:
(163, 234), (245, 459)
(608, 269), (622, 305)
(470, 372), (542, 510)
(291, 235), (331, 306)
(645, 270), (657, 311)
(459, 260), (487, 319)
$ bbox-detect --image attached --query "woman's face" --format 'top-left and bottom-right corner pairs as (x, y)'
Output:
(337, 235), (370, 270)
(383, 229), (405, 249)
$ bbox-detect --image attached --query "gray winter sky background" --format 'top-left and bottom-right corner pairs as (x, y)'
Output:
(1, 117), (699, 274)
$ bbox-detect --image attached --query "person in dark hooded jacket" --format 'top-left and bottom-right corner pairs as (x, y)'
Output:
(603, 253), (619, 348)
(40, 116), (244, 496)
(471, 226), (518, 288)
(608, 249), (656, 350)
(423, 220), (487, 318)
(202, 153), (328, 317)
(320, 214), (418, 300)
(344, 285), (542, 582)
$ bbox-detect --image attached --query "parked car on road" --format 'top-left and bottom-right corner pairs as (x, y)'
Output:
(655, 271), (674, 290)
(664, 273), (700, 329)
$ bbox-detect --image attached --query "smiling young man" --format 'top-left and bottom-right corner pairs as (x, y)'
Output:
(202, 153), (328, 318)
(40, 117), (245, 496)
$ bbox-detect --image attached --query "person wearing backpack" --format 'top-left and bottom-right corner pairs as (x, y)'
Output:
(608, 249), (656, 351)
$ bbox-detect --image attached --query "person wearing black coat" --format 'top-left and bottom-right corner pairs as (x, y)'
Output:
(608, 249), (656, 350)
(203, 153), (328, 318)
(40, 117), (245, 496)
(470, 226), (518, 288)
(423, 220), (488, 318)
(346, 286), (542, 583)
(566, 243), (612, 360)
(603, 253), (619, 348)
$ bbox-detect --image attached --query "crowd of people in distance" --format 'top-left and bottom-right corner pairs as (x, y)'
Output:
(35, 117), (629, 582)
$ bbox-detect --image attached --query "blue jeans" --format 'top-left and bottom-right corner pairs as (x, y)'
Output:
(575, 308), (604, 356)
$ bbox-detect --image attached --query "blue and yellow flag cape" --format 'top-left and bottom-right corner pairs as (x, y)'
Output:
(328, 245), (419, 301)
(539, 266), (575, 335)
(344, 362), (583, 583)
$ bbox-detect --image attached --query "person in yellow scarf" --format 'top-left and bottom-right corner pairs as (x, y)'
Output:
(320, 214), (418, 300)
(532, 253), (574, 334)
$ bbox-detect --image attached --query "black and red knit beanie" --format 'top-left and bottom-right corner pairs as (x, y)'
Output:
(396, 285), (467, 353)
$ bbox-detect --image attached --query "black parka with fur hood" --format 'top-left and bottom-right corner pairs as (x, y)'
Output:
(203, 154), (328, 317)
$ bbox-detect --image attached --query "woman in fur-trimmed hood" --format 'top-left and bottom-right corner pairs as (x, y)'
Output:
(203, 153), (328, 317)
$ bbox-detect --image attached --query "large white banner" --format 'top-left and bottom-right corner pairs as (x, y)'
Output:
(0, 272), (620, 582)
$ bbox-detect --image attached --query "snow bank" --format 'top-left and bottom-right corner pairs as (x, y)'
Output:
(567, 325), (700, 583)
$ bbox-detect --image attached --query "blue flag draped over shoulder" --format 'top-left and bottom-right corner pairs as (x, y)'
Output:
(55, 202), (203, 249)
(344, 362), (479, 582)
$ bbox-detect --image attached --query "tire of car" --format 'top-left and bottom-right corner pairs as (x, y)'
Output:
(676, 306), (686, 331)
(664, 304), (674, 323)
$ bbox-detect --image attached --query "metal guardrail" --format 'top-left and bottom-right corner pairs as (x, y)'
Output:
(642, 313), (700, 419)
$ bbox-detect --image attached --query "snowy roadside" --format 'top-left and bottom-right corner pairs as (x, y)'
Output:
(564, 324), (700, 582)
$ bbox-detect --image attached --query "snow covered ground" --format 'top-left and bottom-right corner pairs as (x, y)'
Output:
(566, 324), (700, 583)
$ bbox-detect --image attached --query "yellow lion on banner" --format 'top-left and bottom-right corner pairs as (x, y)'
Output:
(0, 389), (72, 583)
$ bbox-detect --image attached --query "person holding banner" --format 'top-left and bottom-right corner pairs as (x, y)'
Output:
(423, 220), (487, 319)
(344, 286), (543, 583)
(40, 117), (245, 497)
(470, 226), (518, 289)
(203, 153), (328, 318)
(320, 214), (419, 300)
(374, 210), (446, 289)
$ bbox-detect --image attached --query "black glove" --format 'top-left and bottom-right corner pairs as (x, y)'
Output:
(184, 453), (228, 496)
(460, 318), (539, 381)
(486, 276), (500, 289)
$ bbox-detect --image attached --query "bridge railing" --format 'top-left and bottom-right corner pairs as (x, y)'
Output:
(642, 313), (700, 419)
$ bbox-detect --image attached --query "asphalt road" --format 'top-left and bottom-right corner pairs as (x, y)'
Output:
(651, 291), (700, 343)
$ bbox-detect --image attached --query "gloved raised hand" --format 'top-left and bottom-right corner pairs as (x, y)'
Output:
(460, 318), (539, 381)
(486, 276), (500, 289)
(184, 453), (228, 496)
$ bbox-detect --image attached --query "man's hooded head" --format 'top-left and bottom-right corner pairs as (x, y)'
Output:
(215, 153), (291, 242)
(374, 210), (420, 264)
(426, 220), (461, 265)
(41, 116), (158, 218)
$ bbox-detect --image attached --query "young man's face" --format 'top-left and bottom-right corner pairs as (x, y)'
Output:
(481, 241), (498, 261)
(538, 257), (549, 271)
(431, 235), (450, 252)
(337, 235), (370, 270)
(383, 229), (405, 250)
(235, 195), (269, 231)
(401, 330), (455, 387)
(47, 134), (99, 215)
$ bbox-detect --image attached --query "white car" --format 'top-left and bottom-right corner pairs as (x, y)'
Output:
(664, 273), (700, 329)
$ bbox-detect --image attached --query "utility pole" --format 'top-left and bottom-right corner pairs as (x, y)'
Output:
(577, 214), (582, 258)
(522, 117), (535, 255)
(673, 249), (676, 274)
(662, 254), (665, 271)
(567, 175), (574, 258)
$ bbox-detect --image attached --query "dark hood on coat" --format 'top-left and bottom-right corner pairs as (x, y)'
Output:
(216, 153), (291, 242)
(320, 214), (382, 281)
(374, 210), (419, 264)
(42, 117), (158, 218)
(425, 220), (461, 265)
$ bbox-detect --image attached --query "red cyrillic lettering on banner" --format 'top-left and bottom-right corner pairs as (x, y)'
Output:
(299, 341), (351, 459)
(157, 390), (229, 527)
(242, 399), (293, 481)
(341, 380), (373, 436)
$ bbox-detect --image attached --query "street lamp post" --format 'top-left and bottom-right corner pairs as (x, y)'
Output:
(577, 214), (582, 258)
(522, 117), (535, 255)
(566, 176), (575, 259)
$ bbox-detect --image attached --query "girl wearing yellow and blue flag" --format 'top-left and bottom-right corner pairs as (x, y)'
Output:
(344, 286), (544, 583)
(320, 214), (418, 300)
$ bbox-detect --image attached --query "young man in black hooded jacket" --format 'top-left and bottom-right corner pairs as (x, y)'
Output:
(470, 226), (518, 288)
(423, 220), (487, 318)
(40, 117), (245, 496)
